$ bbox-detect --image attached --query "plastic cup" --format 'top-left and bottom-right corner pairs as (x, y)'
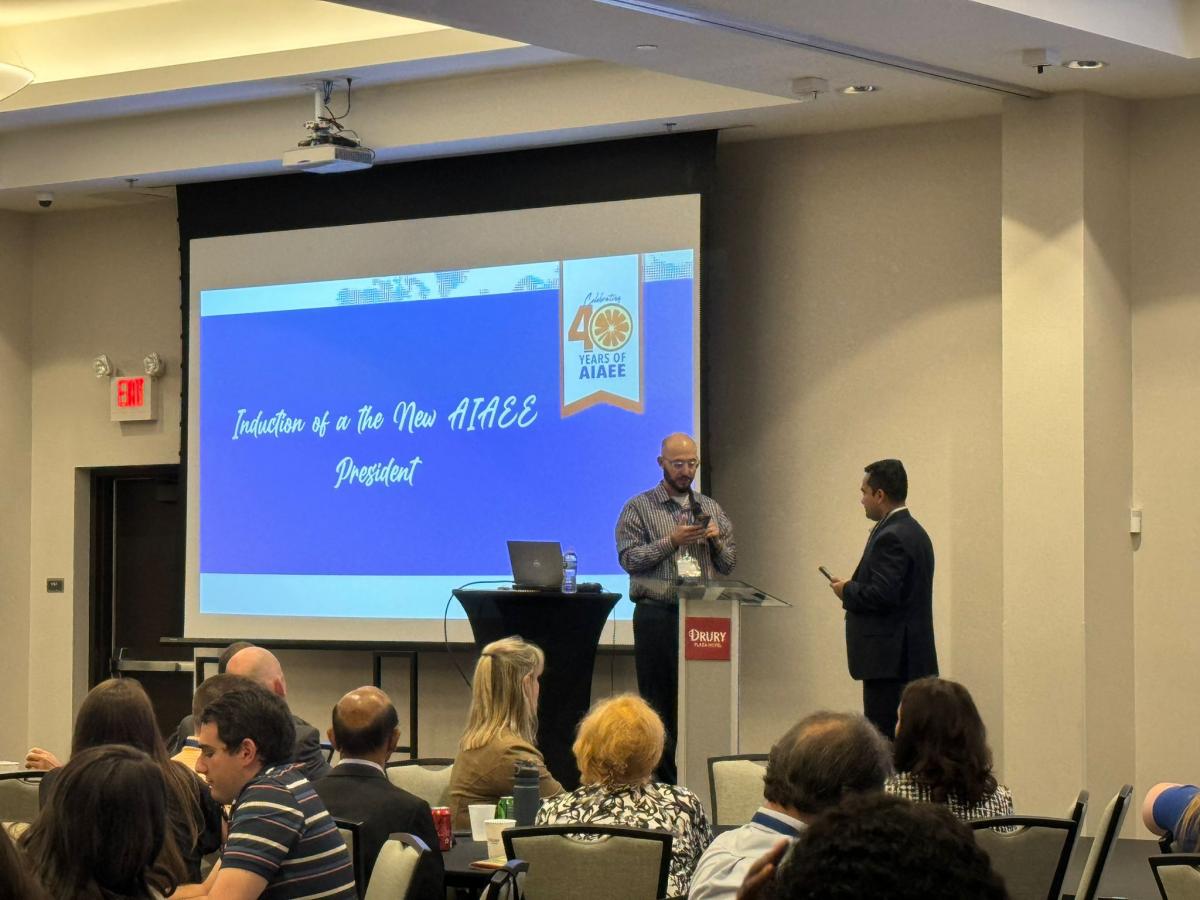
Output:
(469, 804), (494, 842)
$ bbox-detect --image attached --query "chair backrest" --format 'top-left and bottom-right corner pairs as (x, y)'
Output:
(364, 832), (429, 900)
(320, 741), (335, 763)
(334, 818), (366, 897)
(707, 754), (768, 826)
(1074, 784), (1132, 900)
(386, 758), (455, 809)
(0, 771), (44, 825)
(502, 824), (672, 900)
(1150, 853), (1200, 900)
(970, 790), (1088, 900)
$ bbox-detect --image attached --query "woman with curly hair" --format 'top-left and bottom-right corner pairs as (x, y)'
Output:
(536, 693), (711, 896)
(885, 676), (1014, 823)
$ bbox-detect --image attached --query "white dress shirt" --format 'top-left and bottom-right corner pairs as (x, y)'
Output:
(688, 806), (805, 900)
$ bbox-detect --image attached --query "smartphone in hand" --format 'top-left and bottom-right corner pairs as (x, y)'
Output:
(818, 566), (835, 582)
(693, 512), (712, 529)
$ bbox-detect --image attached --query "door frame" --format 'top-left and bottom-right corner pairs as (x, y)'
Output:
(87, 464), (183, 688)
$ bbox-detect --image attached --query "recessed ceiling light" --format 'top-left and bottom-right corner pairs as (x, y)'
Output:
(1064, 59), (1106, 69)
(841, 85), (880, 94)
(636, 44), (658, 51)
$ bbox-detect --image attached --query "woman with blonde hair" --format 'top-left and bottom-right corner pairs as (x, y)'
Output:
(449, 636), (563, 829)
(536, 694), (711, 897)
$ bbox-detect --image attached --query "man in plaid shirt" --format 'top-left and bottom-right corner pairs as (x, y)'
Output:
(616, 432), (736, 783)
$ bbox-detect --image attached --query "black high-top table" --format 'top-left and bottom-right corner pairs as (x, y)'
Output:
(452, 589), (620, 790)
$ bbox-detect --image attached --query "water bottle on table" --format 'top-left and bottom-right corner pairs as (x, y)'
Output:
(513, 760), (542, 825)
(562, 546), (578, 593)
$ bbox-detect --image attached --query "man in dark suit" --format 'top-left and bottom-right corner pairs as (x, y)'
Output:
(829, 459), (938, 738)
(314, 686), (443, 898)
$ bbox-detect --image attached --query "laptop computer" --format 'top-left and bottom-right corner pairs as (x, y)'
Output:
(507, 540), (564, 591)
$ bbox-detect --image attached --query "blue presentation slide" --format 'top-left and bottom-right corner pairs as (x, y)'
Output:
(198, 250), (696, 619)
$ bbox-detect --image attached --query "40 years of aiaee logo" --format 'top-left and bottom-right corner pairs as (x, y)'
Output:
(560, 256), (644, 417)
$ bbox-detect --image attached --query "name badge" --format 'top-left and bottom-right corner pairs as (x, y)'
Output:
(677, 554), (701, 579)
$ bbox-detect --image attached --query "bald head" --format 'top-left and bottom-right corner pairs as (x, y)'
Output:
(225, 647), (287, 698)
(659, 433), (700, 493)
(329, 686), (399, 763)
(661, 433), (696, 456)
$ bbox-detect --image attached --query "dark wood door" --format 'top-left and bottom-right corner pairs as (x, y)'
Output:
(90, 465), (191, 738)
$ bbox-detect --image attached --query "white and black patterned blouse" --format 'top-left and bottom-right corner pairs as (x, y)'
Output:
(885, 771), (1015, 825)
(535, 780), (712, 896)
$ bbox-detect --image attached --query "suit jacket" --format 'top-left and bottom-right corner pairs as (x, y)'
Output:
(167, 711), (332, 782)
(313, 761), (444, 899)
(842, 508), (938, 682)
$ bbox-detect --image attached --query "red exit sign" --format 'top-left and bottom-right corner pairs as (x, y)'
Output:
(116, 377), (144, 407)
(109, 375), (155, 422)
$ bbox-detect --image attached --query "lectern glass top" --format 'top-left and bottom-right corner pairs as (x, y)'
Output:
(679, 579), (790, 607)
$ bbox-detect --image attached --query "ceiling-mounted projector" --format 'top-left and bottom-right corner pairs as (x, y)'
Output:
(282, 78), (375, 174)
(283, 144), (374, 173)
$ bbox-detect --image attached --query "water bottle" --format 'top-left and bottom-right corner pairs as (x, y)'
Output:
(562, 546), (578, 594)
(513, 760), (542, 826)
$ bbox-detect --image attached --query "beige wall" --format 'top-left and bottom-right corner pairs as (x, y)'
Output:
(1131, 95), (1200, 807)
(0, 211), (33, 762)
(709, 118), (1004, 761)
(26, 202), (183, 754)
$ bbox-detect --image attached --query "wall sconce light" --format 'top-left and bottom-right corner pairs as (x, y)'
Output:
(92, 354), (113, 378)
(0, 62), (34, 103)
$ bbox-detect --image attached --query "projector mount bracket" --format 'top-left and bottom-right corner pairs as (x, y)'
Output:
(298, 78), (362, 150)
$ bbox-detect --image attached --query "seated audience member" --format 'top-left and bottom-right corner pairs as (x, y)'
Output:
(449, 636), (562, 829)
(762, 793), (1009, 900)
(886, 677), (1014, 823)
(174, 681), (356, 899)
(21, 744), (176, 900)
(314, 686), (444, 898)
(537, 694), (711, 897)
(34, 678), (223, 884)
(0, 822), (45, 899)
(173, 673), (252, 771)
(166, 641), (256, 753)
(689, 711), (893, 900)
(1144, 781), (1200, 849)
(224, 645), (333, 781)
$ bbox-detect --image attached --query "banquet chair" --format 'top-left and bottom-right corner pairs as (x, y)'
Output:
(386, 757), (454, 809)
(707, 754), (767, 826)
(502, 824), (671, 899)
(969, 789), (1088, 900)
(1150, 853), (1200, 899)
(363, 832), (430, 900)
(1072, 784), (1132, 900)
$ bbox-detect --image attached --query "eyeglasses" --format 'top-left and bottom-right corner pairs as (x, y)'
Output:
(666, 459), (699, 471)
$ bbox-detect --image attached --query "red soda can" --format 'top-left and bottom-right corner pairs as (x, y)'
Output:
(431, 806), (453, 851)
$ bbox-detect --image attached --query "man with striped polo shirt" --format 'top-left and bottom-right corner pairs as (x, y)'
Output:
(175, 681), (356, 899)
(616, 432), (736, 784)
